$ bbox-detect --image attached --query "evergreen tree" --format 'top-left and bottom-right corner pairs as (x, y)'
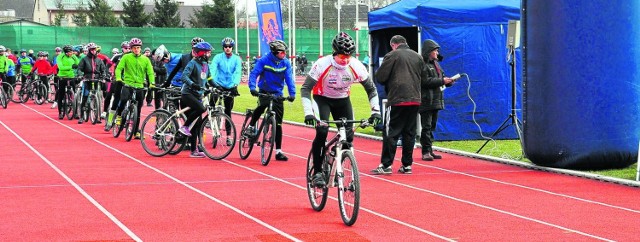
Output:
(72, 1), (89, 27)
(120, 0), (151, 27)
(53, 0), (67, 26)
(88, 0), (120, 27)
(150, 0), (183, 28)
(189, 0), (233, 28)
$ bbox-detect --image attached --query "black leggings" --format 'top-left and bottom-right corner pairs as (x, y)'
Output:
(311, 95), (354, 172)
(117, 86), (145, 134)
(249, 94), (285, 149)
(181, 93), (206, 151)
(55, 78), (75, 113)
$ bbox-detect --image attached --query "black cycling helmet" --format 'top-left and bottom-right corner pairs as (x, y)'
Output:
(332, 32), (355, 55)
(63, 45), (73, 53)
(269, 40), (287, 54)
(191, 37), (205, 47)
(221, 37), (235, 47)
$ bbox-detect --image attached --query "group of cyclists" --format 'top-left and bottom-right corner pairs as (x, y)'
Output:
(2, 32), (383, 188)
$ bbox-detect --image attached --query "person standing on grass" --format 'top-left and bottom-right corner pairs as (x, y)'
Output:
(370, 35), (424, 175)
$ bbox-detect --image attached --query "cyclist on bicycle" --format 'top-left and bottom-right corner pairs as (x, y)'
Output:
(17, 49), (35, 83)
(77, 43), (107, 124)
(177, 41), (215, 158)
(55, 45), (80, 119)
(30, 51), (54, 100)
(104, 41), (131, 128)
(149, 45), (170, 109)
(114, 37), (155, 139)
(0, 46), (11, 94)
(247, 40), (296, 161)
(209, 37), (242, 129)
(301, 32), (382, 187)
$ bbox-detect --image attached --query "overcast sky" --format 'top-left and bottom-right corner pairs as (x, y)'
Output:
(177, 0), (257, 13)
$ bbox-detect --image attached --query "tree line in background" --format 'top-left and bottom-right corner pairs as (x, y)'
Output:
(52, 0), (398, 29)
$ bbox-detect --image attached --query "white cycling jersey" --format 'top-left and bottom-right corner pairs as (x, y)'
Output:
(308, 55), (369, 99)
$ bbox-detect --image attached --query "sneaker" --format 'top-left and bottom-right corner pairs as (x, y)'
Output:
(134, 131), (141, 140)
(422, 153), (434, 161)
(58, 112), (64, 120)
(431, 152), (442, 159)
(51, 101), (57, 109)
(245, 126), (257, 137)
(398, 165), (412, 174)
(100, 112), (106, 119)
(146, 102), (152, 107)
(226, 137), (233, 146)
(178, 126), (192, 137)
(275, 152), (288, 161)
(371, 164), (392, 175)
(311, 173), (326, 187)
(190, 149), (206, 158)
(114, 116), (122, 126)
(78, 119), (83, 124)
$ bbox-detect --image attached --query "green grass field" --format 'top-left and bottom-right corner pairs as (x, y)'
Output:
(231, 83), (638, 181)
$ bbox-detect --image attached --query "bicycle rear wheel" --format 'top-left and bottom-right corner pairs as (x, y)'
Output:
(238, 110), (255, 160)
(124, 105), (138, 142)
(113, 107), (128, 138)
(306, 150), (328, 211)
(200, 113), (236, 160)
(337, 150), (360, 226)
(140, 110), (176, 157)
(260, 115), (276, 166)
(48, 81), (57, 103)
(65, 90), (75, 120)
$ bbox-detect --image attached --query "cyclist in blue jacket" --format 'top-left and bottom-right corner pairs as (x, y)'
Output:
(247, 40), (296, 161)
(209, 37), (242, 124)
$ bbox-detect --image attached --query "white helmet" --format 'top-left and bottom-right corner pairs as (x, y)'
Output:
(112, 48), (119, 54)
(0, 45), (5, 52)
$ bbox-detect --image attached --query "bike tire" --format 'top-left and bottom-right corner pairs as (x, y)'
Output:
(65, 90), (75, 120)
(168, 112), (188, 155)
(113, 107), (128, 138)
(238, 110), (255, 160)
(34, 83), (47, 105)
(306, 150), (329, 211)
(90, 96), (100, 125)
(200, 113), (236, 160)
(260, 115), (276, 166)
(48, 82), (57, 103)
(0, 89), (7, 109)
(337, 150), (360, 226)
(140, 110), (176, 157)
(5, 83), (18, 103)
(124, 105), (138, 142)
(18, 83), (30, 103)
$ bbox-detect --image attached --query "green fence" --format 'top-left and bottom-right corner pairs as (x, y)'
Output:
(0, 26), (369, 62)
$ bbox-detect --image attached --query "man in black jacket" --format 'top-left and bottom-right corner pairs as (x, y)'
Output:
(419, 39), (455, 161)
(371, 35), (424, 175)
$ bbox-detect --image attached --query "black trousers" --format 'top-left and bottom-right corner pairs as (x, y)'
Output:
(311, 95), (354, 172)
(380, 105), (419, 168)
(181, 93), (206, 152)
(249, 94), (285, 149)
(420, 109), (439, 154)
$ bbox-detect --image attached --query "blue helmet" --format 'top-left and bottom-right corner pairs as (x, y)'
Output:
(194, 42), (213, 52)
(221, 37), (235, 47)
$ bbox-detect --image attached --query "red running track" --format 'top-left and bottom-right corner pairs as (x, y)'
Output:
(1, 101), (639, 241)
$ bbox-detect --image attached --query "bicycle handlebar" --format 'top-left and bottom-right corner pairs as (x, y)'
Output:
(316, 117), (371, 129)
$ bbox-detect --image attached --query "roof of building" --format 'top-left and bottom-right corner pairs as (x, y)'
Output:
(0, 0), (36, 19)
(44, 0), (126, 11)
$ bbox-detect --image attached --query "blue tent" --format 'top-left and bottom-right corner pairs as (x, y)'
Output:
(368, 0), (521, 141)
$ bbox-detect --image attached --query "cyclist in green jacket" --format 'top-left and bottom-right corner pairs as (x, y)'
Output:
(55, 45), (80, 119)
(114, 38), (155, 139)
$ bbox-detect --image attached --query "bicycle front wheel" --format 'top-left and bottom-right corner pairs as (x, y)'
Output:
(0, 89), (7, 109)
(337, 150), (360, 226)
(260, 115), (276, 166)
(306, 150), (328, 211)
(140, 110), (176, 157)
(34, 83), (47, 105)
(10, 82), (22, 103)
(90, 96), (101, 124)
(65, 90), (75, 120)
(200, 113), (236, 160)
(113, 107), (128, 138)
(124, 105), (138, 142)
(238, 111), (255, 160)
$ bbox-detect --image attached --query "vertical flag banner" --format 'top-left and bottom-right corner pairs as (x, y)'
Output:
(256, 0), (284, 56)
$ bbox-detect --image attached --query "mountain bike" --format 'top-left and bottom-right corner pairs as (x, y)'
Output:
(113, 85), (146, 141)
(140, 102), (192, 157)
(59, 78), (77, 120)
(47, 75), (56, 103)
(0, 75), (11, 109)
(18, 75), (47, 105)
(79, 78), (104, 125)
(198, 88), (237, 160)
(306, 118), (371, 226)
(238, 93), (287, 166)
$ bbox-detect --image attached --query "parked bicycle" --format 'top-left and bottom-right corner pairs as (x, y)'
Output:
(0, 75), (11, 109)
(17, 75), (47, 105)
(306, 118), (371, 226)
(238, 93), (287, 166)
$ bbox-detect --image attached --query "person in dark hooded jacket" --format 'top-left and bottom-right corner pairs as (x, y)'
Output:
(419, 39), (455, 161)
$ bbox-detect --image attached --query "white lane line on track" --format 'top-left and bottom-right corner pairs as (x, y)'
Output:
(217, 156), (456, 242)
(0, 120), (143, 242)
(21, 105), (302, 242)
(287, 133), (640, 214)
(283, 135), (617, 241)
